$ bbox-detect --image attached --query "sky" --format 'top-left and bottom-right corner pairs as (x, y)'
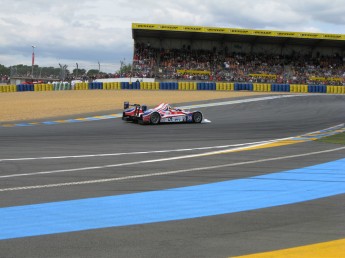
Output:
(0, 0), (344, 73)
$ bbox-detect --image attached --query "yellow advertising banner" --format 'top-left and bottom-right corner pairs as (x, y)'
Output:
(132, 23), (345, 41)
(310, 77), (343, 81)
(249, 74), (277, 78)
(177, 70), (211, 75)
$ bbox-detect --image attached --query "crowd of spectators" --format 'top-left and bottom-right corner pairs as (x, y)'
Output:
(288, 55), (344, 85)
(131, 43), (345, 85)
(0, 74), (9, 84)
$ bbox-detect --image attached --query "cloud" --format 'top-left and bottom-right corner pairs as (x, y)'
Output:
(0, 0), (344, 73)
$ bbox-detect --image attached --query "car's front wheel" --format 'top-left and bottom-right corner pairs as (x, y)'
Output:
(192, 112), (203, 123)
(150, 112), (161, 125)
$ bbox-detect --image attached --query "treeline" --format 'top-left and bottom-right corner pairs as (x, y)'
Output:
(11, 65), (64, 78)
(1, 63), (133, 77)
(1, 64), (96, 78)
(0, 64), (10, 76)
(1, 63), (133, 82)
(0, 64), (124, 79)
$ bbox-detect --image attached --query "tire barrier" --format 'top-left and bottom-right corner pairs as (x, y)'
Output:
(103, 82), (121, 90)
(308, 85), (327, 93)
(121, 82), (129, 90)
(234, 83), (253, 91)
(0, 85), (17, 93)
(5, 81), (345, 94)
(216, 82), (234, 91)
(253, 83), (271, 92)
(178, 81), (197, 90)
(327, 86), (345, 94)
(53, 83), (58, 91)
(140, 82), (160, 90)
(290, 84), (308, 93)
(52, 82), (71, 91)
(17, 84), (34, 92)
(74, 82), (89, 90)
(197, 82), (216, 90)
(89, 82), (103, 90)
(160, 82), (178, 90)
(120, 82), (140, 90)
(34, 84), (53, 91)
(271, 84), (290, 92)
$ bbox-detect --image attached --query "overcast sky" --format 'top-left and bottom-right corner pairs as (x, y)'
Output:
(1, 0), (344, 73)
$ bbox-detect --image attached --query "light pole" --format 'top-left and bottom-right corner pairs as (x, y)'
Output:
(76, 63), (78, 79)
(120, 58), (125, 77)
(31, 45), (36, 79)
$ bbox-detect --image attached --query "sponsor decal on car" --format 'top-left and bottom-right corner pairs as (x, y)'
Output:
(161, 116), (186, 123)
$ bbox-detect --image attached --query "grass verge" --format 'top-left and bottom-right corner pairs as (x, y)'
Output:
(317, 132), (345, 145)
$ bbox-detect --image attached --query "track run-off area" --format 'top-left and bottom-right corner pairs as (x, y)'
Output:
(0, 93), (344, 257)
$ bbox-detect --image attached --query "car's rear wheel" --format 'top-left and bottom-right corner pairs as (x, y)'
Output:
(150, 112), (161, 125)
(192, 112), (203, 123)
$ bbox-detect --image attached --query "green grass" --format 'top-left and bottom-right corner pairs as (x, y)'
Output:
(317, 132), (345, 145)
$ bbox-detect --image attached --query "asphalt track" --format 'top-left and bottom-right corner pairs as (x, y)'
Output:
(0, 94), (344, 258)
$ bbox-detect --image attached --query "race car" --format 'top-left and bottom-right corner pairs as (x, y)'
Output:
(122, 102), (203, 125)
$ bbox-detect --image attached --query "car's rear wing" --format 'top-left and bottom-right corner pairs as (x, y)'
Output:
(124, 102), (148, 112)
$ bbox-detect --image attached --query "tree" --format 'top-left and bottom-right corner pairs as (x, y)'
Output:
(3, 64), (62, 78)
(118, 63), (132, 75)
(0, 64), (10, 76)
(86, 69), (99, 77)
(72, 68), (86, 77)
(40, 67), (61, 78)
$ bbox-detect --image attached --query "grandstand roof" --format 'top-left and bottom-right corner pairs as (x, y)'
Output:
(132, 23), (345, 49)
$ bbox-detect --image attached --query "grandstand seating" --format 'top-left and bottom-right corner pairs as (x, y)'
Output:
(132, 44), (344, 86)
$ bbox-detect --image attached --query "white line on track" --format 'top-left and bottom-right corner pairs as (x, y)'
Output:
(0, 139), (283, 178)
(178, 94), (305, 109)
(1, 122), (344, 178)
(1, 121), (342, 163)
(0, 132), (342, 180)
(0, 140), (278, 162)
(1, 146), (344, 192)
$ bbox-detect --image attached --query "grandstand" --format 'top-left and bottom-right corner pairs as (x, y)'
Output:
(131, 23), (345, 85)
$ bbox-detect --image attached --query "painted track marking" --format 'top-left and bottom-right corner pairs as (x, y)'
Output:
(1, 123), (344, 163)
(0, 137), (326, 179)
(0, 155), (344, 240)
(233, 239), (345, 258)
(1, 146), (344, 192)
(0, 140), (277, 162)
